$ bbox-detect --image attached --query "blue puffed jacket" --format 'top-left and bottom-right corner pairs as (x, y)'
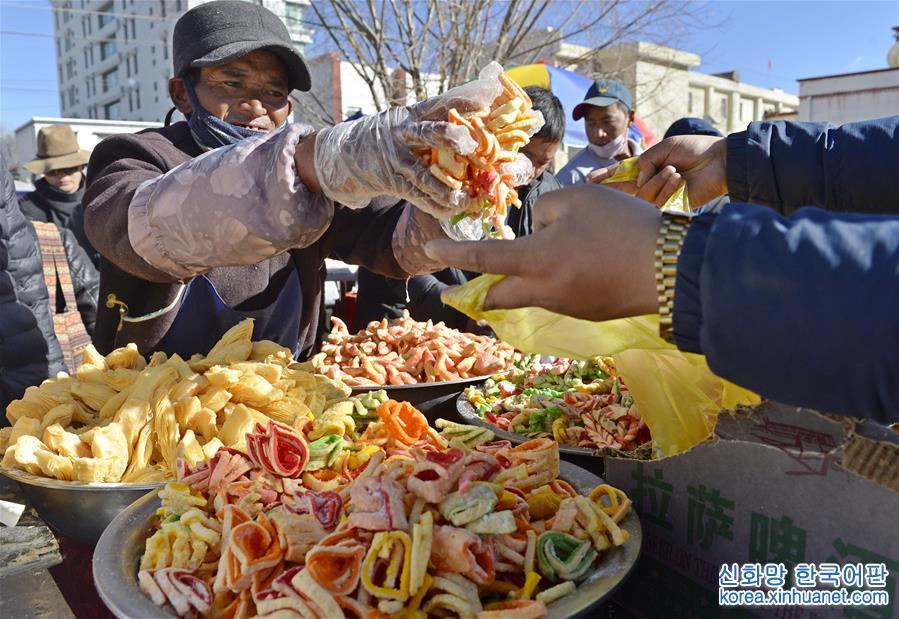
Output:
(672, 116), (899, 422)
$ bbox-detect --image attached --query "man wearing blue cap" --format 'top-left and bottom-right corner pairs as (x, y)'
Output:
(558, 79), (640, 186)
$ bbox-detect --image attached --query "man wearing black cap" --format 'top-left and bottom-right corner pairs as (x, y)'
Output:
(558, 79), (641, 186)
(82, 0), (502, 359)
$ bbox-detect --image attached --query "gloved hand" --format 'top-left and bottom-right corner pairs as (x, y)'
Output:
(314, 62), (533, 222)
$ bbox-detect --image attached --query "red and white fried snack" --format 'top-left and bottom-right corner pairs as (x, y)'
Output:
(313, 311), (518, 387)
(425, 67), (543, 238)
(246, 421), (309, 478)
(138, 568), (213, 617)
(136, 402), (637, 619)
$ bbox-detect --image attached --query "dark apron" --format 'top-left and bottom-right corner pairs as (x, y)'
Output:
(154, 269), (302, 359)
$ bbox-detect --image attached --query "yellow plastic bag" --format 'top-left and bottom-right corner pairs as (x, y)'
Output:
(442, 163), (757, 456)
(600, 157), (692, 213)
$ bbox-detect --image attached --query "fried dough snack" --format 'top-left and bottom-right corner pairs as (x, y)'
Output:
(425, 72), (543, 238)
(135, 410), (633, 618)
(0, 320), (351, 483)
(312, 311), (519, 387)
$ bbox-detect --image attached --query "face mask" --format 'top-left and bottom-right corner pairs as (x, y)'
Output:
(183, 79), (261, 149)
(588, 131), (627, 160)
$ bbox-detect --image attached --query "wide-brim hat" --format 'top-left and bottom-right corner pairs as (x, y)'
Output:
(173, 0), (311, 92)
(22, 125), (91, 176)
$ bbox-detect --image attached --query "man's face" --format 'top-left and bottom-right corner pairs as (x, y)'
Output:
(44, 166), (83, 193)
(171, 49), (291, 131)
(521, 137), (561, 183)
(583, 103), (632, 147)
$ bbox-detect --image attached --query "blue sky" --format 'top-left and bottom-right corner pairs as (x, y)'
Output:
(1, 0), (897, 132)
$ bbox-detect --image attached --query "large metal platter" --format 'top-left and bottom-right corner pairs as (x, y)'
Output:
(94, 461), (641, 619)
(456, 390), (598, 458)
(349, 375), (490, 407)
(0, 467), (163, 544)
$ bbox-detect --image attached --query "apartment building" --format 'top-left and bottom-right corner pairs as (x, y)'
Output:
(52, 0), (313, 123)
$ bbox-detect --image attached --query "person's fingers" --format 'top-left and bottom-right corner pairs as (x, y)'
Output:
(482, 275), (544, 311)
(587, 164), (620, 184)
(424, 238), (530, 276)
(398, 160), (472, 215)
(653, 170), (685, 208)
(400, 122), (477, 155)
(635, 140), (673, 188)
(633, 165), (680, 207)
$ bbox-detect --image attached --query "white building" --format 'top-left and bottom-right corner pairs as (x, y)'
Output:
(52, 0), (313, 123)
(525, 36), (799, 139)
(798, 28), (899, 124)
(14, 116), (160, 181)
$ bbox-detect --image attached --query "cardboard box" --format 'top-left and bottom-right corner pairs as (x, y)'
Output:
(604, 402), (899, 618)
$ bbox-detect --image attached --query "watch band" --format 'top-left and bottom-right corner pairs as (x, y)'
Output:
(655, 212), (692, 343)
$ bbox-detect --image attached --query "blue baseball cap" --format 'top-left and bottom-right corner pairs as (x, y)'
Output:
(572, 79), (633, 120)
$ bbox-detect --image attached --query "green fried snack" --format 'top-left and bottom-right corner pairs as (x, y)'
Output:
(536, 531), (597, 583)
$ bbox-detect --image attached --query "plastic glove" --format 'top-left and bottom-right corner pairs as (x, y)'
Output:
(314, 62), (532, 223)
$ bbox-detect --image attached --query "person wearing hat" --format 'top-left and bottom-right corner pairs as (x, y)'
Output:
(82, 0), (521, 358)
(19, 125), (99, 265)
(557, 79), (641, 187)
(1, 155), (98, 417)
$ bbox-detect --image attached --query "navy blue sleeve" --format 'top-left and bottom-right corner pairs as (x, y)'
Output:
(673, 203), (899, 422)
(726, 116), (899, 215)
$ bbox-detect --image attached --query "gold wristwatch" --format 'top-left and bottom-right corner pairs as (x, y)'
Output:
(655, 212), (692, 343)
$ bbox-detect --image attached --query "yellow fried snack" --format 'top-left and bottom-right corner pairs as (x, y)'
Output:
(0, 318), (361, 483)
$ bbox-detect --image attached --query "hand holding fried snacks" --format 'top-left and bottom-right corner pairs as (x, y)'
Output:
(425, 70), (543, 238)
(312, 311), (518, 387)
(0, 320), (351, 482)
(137, 408), (632, 618)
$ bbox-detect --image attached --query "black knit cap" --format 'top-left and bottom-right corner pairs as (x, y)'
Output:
(173, 0), (311, 92)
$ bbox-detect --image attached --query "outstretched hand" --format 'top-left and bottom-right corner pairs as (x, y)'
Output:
(425, 185), (661, 322)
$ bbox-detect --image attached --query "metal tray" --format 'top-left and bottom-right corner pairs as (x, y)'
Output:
(0, 467), (163, 544)
(456, 391), (597, 459)
(349, 375), (490, 407)
(94, 461), (641, 619)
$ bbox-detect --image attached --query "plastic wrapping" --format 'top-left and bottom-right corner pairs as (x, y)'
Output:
(315, 62), (510, 221)
(600, 157), (692, 213)
(442, 281), (760, 457)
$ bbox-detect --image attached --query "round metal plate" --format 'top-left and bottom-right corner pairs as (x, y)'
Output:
(349, 375), (490, 408)
(456, 391), (597, 458)
(94, 462), (641, 619)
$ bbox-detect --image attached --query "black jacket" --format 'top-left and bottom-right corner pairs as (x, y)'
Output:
(1, 166), (99, 419)
(19, 177), (100, 267)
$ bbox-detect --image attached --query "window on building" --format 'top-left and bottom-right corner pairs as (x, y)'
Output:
(135, 87), (140, 108)
(60, 93), (66, 111)
(176, 0), (183, 11)
(720, 97), (727, 118)
(66, 60), (75, 79)
(687, 92), (693, 114)
(58, 64), (63, 83)
(104, 100), (121, 120)
(103, 68), (119, 91)
(160, 1), (166, 18)
(163, 42), (168, 60)
(69, 87), (76, 107)
(90, 45), (95, 65)
(128, 91), (133, 112)
(285, 1), (303, 24)
(101, 39), (117, 60)
(739, 101), (745, 121)
(98, 2), (114, 28)
(126, 55), (131, 77)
